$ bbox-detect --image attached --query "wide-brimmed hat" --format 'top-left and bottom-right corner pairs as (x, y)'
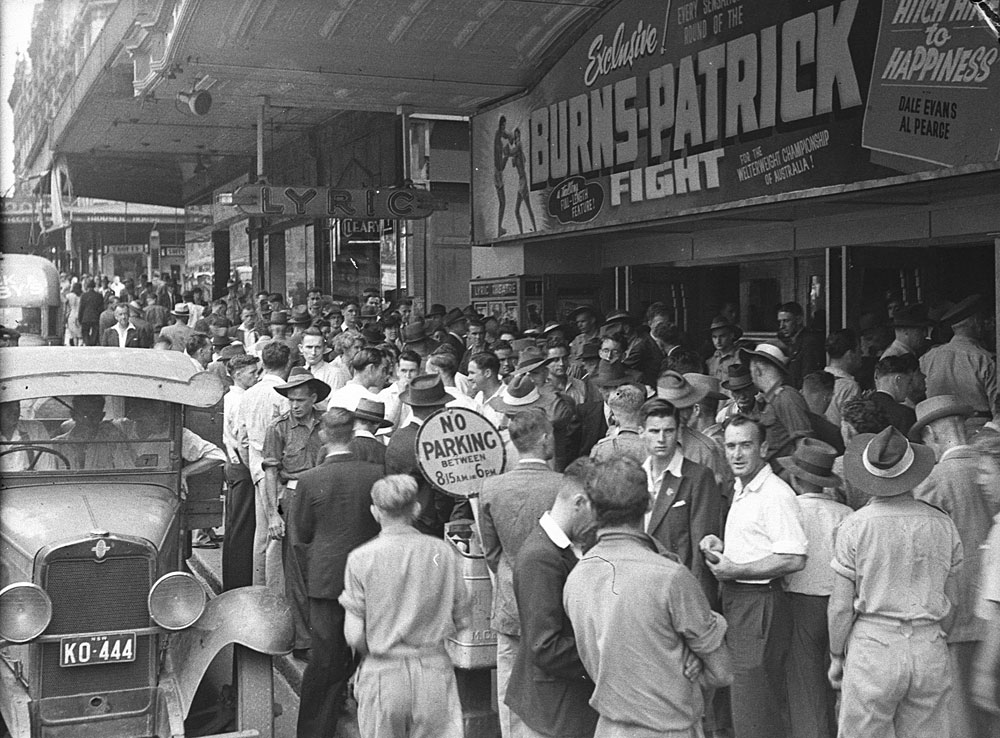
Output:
(275, 366), (331, 402)
(683, 373), (727, 401)
(219, 343), (247, 361)
(843, 426), (935, 497)
(657, 371), (708, 408)
(542, 321), (567, 336)
(402, 322), (432, 343)
(211, 333), (232, 348)
(512, 346), (554, 375)
(171, 303), (190, 318)
(510, 337), (537, 355)
(569, 305), (598, 321)
(269, 311), (289, 326)
(891, 303), (932, 328)
(589, 360), (634, 388)
(778, 439), (842, 488)
(739, 343), (789, 373)
(939, 294), (982, 327)
(494, 374), (542, 415)
(399, 373), (450, 407)
(909, 394), (973, 441)
(426, 303), (447, 319)
(601, 310), (634, 328)
(353, 397), (393, 429)
(361, 324), (385, 345)
(128, 300), (144, 315)
(722, 363), (754, 392)
(443, 307), (466, 327)
(709, 316), (735, 332)
(580, 339), (601, 361)
(462, 304), (481, 321)
(288, 306), (312, 325)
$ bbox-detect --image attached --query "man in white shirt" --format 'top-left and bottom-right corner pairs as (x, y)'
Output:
(327, 346), (387, 412)
(0, 400), (53, 472)
(823, 329), (861, 428)
(237, 341), (291, 587)
(700, 415), (808, 738)
(378, 349), (420, 430)
(222, 354), (260, 590)
(300, 328), (338, 410)
(468, 351), (506, 429)
(427, 350), (480, 411)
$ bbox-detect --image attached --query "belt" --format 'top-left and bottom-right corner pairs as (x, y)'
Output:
(856, 613), (942, 632)
(724, 580), (783, 591)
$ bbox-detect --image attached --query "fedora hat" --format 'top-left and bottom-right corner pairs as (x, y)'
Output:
(361, 324), (385, 345)
(569, 305), (598, 321)
(171, 303), (190, 318)
(722, 363), (754, 392)
(462, 304), (481, 321)
(542, 321), (567, 336)
(657, 371), (708, 408)
(218, 343), (247, 361)
(211, 333), (232, 349)
(288, 306), (312, 325)
(843, 425), (935, 497)
(590, 359), (634, 388)
(443, 307), (466, 327)
(494, 373), (542, 415)
(891, 303), (932, 328)
(938, 294), (982, 327)
(427, 303), (447, 319)
(353, 397), (393, 429)
(778, 439), (842, 488)
(275, 366), (331, 402)
(269, 311), (289, 326)
(510, 337), (537, 355)
(580, 339), (601, 361)
(402, 321), (431, 343)
(601, 310), (635, 328)
(399, 373), (450, 407)
(709, 316), (735, 332)
(739, 342), (789, 373)
(683, 373), (727, 401)
(909, 394), (973, 441)
(513, 346), (554, 375)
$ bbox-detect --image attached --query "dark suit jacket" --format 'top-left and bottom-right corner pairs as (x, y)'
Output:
(646, 457), (721, 605)
(293, 452), (382, 599)
(100, 325), (145, 348)
(479, 461), (564, 636)
(385, 422), (453, 537)
(577, 400), (609, 458)
(78, 290), (104, 324)
(808, 411), (845, 454)
(349, 434), (386, 468)
(870, 391), (917, 436)
(786, 327), (826, 389)
(506, 524), (598, 737)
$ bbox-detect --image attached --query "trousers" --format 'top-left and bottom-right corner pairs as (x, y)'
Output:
(839, 617), (950, 738)
(222, 462), (255, 591)
(497, 632), (530, 738)
(355, 652), (464, 738)
(251, 479), (283, 589)
(296, 598), (354, 738)
(280, 482), (310, 650)
(786, 593), (837, 738)
(721, 582), (791, 738)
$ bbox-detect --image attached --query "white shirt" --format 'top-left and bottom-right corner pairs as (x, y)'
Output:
(238, 373), (290, 484)
(724, 464), (809, 584)
(475, 384), (506, 429)
(641, 449), (683, 530)
(378, 381), (413, 435)
(328, 382), (379, 413)
(223, 385), (247, 464)
(112, 321), (136, 347)
(445, 386), (481, 411)
(0, 422), (53, 472)
(454, 372), (474, 397)
(307, 359), (342, 411)
(784, 493), (851, 596)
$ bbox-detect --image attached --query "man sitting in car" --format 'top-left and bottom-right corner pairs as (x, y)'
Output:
(0, 400), (54, 472)
(51, 395), (135, 470)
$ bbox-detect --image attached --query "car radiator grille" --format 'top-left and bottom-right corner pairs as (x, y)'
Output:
(40, 550), (155, 699)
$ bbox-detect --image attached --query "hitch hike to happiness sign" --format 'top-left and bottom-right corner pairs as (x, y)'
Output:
(415, 408), (507, 498)
(471, 0), (1000, 244)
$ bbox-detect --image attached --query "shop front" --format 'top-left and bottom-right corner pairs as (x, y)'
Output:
(469, 0), (1000, 343)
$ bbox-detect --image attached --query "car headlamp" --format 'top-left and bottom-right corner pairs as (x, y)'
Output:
(0, 582), (52, 643)
(148, 572), (207, 630)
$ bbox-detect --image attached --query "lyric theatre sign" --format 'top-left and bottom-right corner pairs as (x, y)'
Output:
(470, 0), (1000, 243)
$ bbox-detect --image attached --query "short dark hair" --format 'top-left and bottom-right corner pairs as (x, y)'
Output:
(875, 353), (919, 378)
(351, 346), (385, 373)
(652, 321), (682, 345)
(842, 398), (890, 434)
(321, 408), (354, 445)
(665, 349), (704, 375)
(641, 397), (679, 425)
(802, 370), (835, 394)
(825, 329), (858, 359)
(722, 414), (765, 444)
(185, 334), (210, 357)
(779, 302), (804, 316)
(545, 336), (570, 352)
(601, 332), (628, 353)
(470, 351), (499, 376)
(492, 340), (513, 353)
(261, 341), (291, 370)
(586, 457), (648, 528)
(398, 350), (421, 367)
(427, 351), (458, 377)
(301, 327), (324, 339)
(509, 409), (552, 454)
(307, 286), (322, 295)
(229, 354), (260, 373)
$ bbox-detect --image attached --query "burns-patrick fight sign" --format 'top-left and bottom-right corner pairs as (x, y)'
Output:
(471, 0), (1000, 243)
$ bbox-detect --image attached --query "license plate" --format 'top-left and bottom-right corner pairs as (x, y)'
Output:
(59, 633), (137, 667)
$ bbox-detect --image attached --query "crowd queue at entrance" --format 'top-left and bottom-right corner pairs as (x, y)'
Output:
(6, 268), (1000, 738)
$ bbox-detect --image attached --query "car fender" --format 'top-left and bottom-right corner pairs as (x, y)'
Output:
(159, 586), (293, 719)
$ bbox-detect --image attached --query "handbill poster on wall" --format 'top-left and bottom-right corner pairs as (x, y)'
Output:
(470, 0), (1000, 244)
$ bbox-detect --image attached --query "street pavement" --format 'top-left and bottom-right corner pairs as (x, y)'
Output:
(188, 545), (361, 738)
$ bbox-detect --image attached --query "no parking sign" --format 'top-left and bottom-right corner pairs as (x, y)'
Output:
(415, 407), (506, 498)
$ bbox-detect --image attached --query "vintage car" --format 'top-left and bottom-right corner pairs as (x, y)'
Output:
(0, 347), (293, 738)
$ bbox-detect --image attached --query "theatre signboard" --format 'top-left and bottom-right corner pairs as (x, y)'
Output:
(471, 0), (1000, 244)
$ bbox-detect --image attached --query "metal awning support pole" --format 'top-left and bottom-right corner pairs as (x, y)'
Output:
(398, 104), (414, 301)
(256, 97), (268, 180)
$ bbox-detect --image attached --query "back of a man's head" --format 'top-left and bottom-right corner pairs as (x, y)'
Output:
(427, 350), (458, 379)
(371, 474), (419, 519)
(586, 457), (648, 529)
(508, 408), (552, 455)
(322, 407), (354, 446)
(261, 341), (291, 372)
(825, 328), (857, 360)
(608, 384), (647, 428)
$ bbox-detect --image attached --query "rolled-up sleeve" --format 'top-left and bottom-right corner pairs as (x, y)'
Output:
(764, 486), (808, 556)
(830, 518), (857, 581)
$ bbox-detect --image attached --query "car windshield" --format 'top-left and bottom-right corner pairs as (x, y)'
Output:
(0, 395), (178, 473)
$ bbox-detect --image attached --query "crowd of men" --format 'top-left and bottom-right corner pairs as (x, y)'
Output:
(35, 273), (1000, 738)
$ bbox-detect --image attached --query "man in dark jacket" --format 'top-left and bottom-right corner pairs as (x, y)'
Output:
(78, 278), (104, 345)
(294, 408), (383, 738)
(507, 459), (599, 738)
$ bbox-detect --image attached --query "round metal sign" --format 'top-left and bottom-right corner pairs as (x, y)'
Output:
(415, 407), (506, 498)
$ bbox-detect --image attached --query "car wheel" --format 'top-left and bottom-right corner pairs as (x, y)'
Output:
(234, 645), (275, 738)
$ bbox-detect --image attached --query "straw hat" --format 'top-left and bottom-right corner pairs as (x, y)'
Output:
(908, 394), (973, 441)
(494, 374), (542, 415)
(739, 343), (789, 373)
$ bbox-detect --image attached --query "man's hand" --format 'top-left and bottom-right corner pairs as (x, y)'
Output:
(705, 553), (738, 580)
(699, 535), (723, 564)
(267, 511), (285, 540)
(682, 647), (703, 681)
(828, 655), (844, 690)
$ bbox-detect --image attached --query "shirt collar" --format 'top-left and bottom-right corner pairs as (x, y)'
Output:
(823, 365), (852, 379)
(642, 448), (683, 489)
(289, 410), (322, 429)
(518, 457), (550, 466)
(941, 444), (971, 462)
(354, 429), (376, 439)
(114, 321), (135, 332)
(539, 511), (572, 550)
(734, 462), (773, 497)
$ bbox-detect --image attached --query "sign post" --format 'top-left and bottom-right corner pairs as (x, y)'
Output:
(414, 407), (506, 504)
